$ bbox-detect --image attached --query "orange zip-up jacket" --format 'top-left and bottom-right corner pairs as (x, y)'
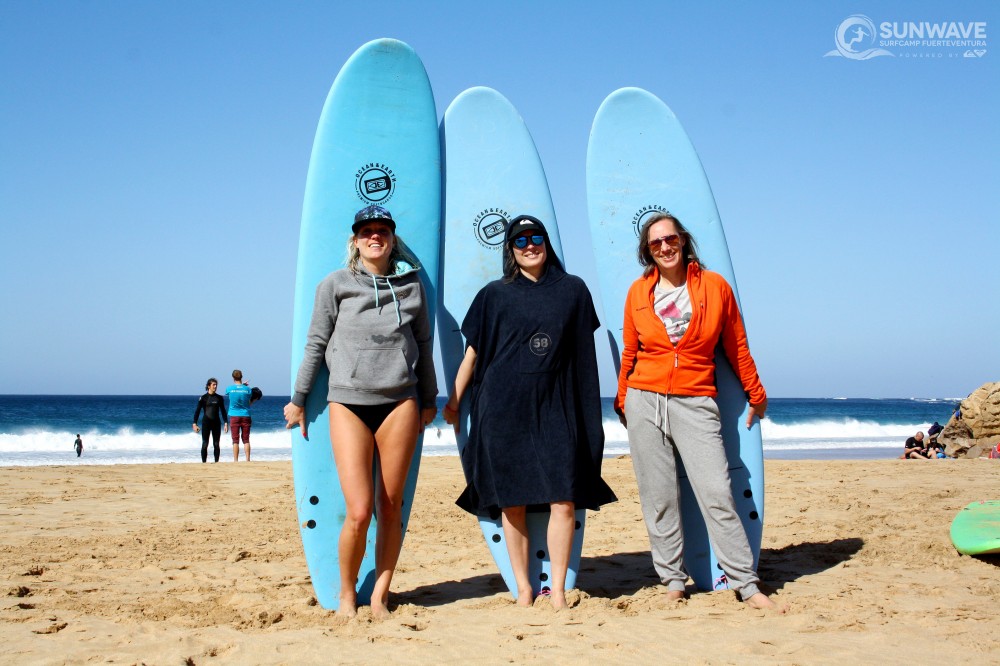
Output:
(614, 262), (766, 414)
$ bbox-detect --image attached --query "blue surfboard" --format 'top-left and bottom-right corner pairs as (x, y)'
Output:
(586, 87), (764, 592)
(440, 87), (585, 599)
(291, 39), (440, 610)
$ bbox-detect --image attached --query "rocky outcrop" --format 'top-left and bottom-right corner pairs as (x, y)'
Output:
(941, 382), (1000, 458)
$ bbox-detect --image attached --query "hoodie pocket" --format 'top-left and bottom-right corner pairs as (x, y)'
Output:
(351, 347), (411, 391)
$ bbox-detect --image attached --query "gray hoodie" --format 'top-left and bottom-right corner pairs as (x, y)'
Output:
(292, 261), (437, 409)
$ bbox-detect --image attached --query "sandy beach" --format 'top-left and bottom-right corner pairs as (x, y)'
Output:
(2, 457), (998, 665)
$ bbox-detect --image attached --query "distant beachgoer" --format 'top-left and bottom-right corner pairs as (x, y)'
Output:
(226, 370), (254, 462)
(616, 212), (781, 611)
(283, 204), (437, 618)
(926, 421), (945, 458)
(903, 431), (930, 459)
(74, 434), (83, 458)
(193, 378), (229, 463)
(927, 439), (945, 458)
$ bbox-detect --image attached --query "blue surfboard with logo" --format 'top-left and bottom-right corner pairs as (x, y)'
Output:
(291, 38), (440, 610)
(586, 87), (764, 592)
(440, 86), (586, 599)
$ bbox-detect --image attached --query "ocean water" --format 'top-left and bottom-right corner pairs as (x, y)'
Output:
(0, 395), (958, 467)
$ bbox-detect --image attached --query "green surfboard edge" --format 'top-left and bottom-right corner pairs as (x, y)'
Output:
(950, 500), (1000, 555)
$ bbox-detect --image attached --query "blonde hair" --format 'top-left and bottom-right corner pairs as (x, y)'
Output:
(346, 231), (419, 275)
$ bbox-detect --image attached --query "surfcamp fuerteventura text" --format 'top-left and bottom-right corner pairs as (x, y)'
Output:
(825, 15), (988, 60)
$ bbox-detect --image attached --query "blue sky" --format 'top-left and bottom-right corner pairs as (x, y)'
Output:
(1, 1), (996, 398)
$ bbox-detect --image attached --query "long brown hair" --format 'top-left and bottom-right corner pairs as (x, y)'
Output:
(636, 212), (703, 276)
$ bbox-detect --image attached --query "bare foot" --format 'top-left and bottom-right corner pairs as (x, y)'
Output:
(333, 608), (357, 624)
(744, 592), (787, 613)
(515, 587), (535, 607)
(370, 599), (391, 620)
(549, 590), (568, 611)
(665, 589), (686, 602)
(336, 593), (358, 619)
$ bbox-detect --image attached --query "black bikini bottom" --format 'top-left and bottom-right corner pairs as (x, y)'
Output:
(341, 402), (399, 434)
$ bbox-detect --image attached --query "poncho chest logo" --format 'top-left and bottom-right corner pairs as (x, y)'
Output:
(529, 333), (552, 355)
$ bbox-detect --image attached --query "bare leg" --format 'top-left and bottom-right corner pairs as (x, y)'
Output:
(232, 442), (239, 462)
(369, 399), (419, 619)
(501, 506), (533, 606)
(245, 440), (251, 461)
(329, 404), (377, 618)
(546, 501), (575, 610)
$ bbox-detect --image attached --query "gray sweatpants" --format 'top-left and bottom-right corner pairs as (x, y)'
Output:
(624, 388), (761, 599)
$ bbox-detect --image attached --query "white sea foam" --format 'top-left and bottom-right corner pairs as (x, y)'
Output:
(0, 416), (920, 466)
(0, 428), (292, 454)
(760, 418), (920, 440)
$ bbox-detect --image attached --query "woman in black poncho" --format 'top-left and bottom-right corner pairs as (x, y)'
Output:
(443, 215), (616, 609)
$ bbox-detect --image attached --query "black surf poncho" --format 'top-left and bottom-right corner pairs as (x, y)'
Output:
(456, 265), (617, 517)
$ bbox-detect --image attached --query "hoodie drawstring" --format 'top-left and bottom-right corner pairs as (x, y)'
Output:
(387, 279), (400, 325)
(370, 274), (401, 325)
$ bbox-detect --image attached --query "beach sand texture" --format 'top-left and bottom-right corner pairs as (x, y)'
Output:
(2, 457), (998, 665)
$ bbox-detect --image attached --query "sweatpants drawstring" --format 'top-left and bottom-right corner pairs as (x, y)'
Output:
(654, 392), (670, 435)
(662, 393), (669, 434)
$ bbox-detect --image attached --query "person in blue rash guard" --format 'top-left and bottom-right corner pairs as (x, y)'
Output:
(226, 369), (254, 462)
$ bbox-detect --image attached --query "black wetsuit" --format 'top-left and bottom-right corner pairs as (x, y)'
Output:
(194, 393), (228, 462)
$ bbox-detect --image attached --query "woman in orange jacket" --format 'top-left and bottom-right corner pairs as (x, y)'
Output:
(617, 212), (782, 611)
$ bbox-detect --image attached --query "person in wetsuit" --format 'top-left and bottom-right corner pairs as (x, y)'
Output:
(193, 378), (229, 463)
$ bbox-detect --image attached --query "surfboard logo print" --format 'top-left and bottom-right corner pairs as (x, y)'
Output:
(473, 208), (511, 250)
(631, 204), (671, 237)
(355, 163), (397, 204)
(529, 333), (552, 356)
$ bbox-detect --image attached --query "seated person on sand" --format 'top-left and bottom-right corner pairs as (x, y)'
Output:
(926, 422), (945, 458)
(903, 431), (930, 459)
(925, 434), (945, 458)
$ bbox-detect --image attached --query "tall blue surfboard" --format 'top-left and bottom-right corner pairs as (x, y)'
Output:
(440, 87), (586, 599)
(291, 39), (440, 610)
(586, 87), (764, 592)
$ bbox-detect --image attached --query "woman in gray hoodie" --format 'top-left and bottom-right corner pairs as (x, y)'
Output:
(284, 205), (437, 619)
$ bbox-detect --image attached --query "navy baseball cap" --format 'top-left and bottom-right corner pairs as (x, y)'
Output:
(352, 205), (396, 233)
(504, 214), (547, 243)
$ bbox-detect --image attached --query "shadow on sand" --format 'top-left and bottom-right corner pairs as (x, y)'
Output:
(395, 538), (864, 606)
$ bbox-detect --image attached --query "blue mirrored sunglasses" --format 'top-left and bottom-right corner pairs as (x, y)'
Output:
(512, 234), (545, 249)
